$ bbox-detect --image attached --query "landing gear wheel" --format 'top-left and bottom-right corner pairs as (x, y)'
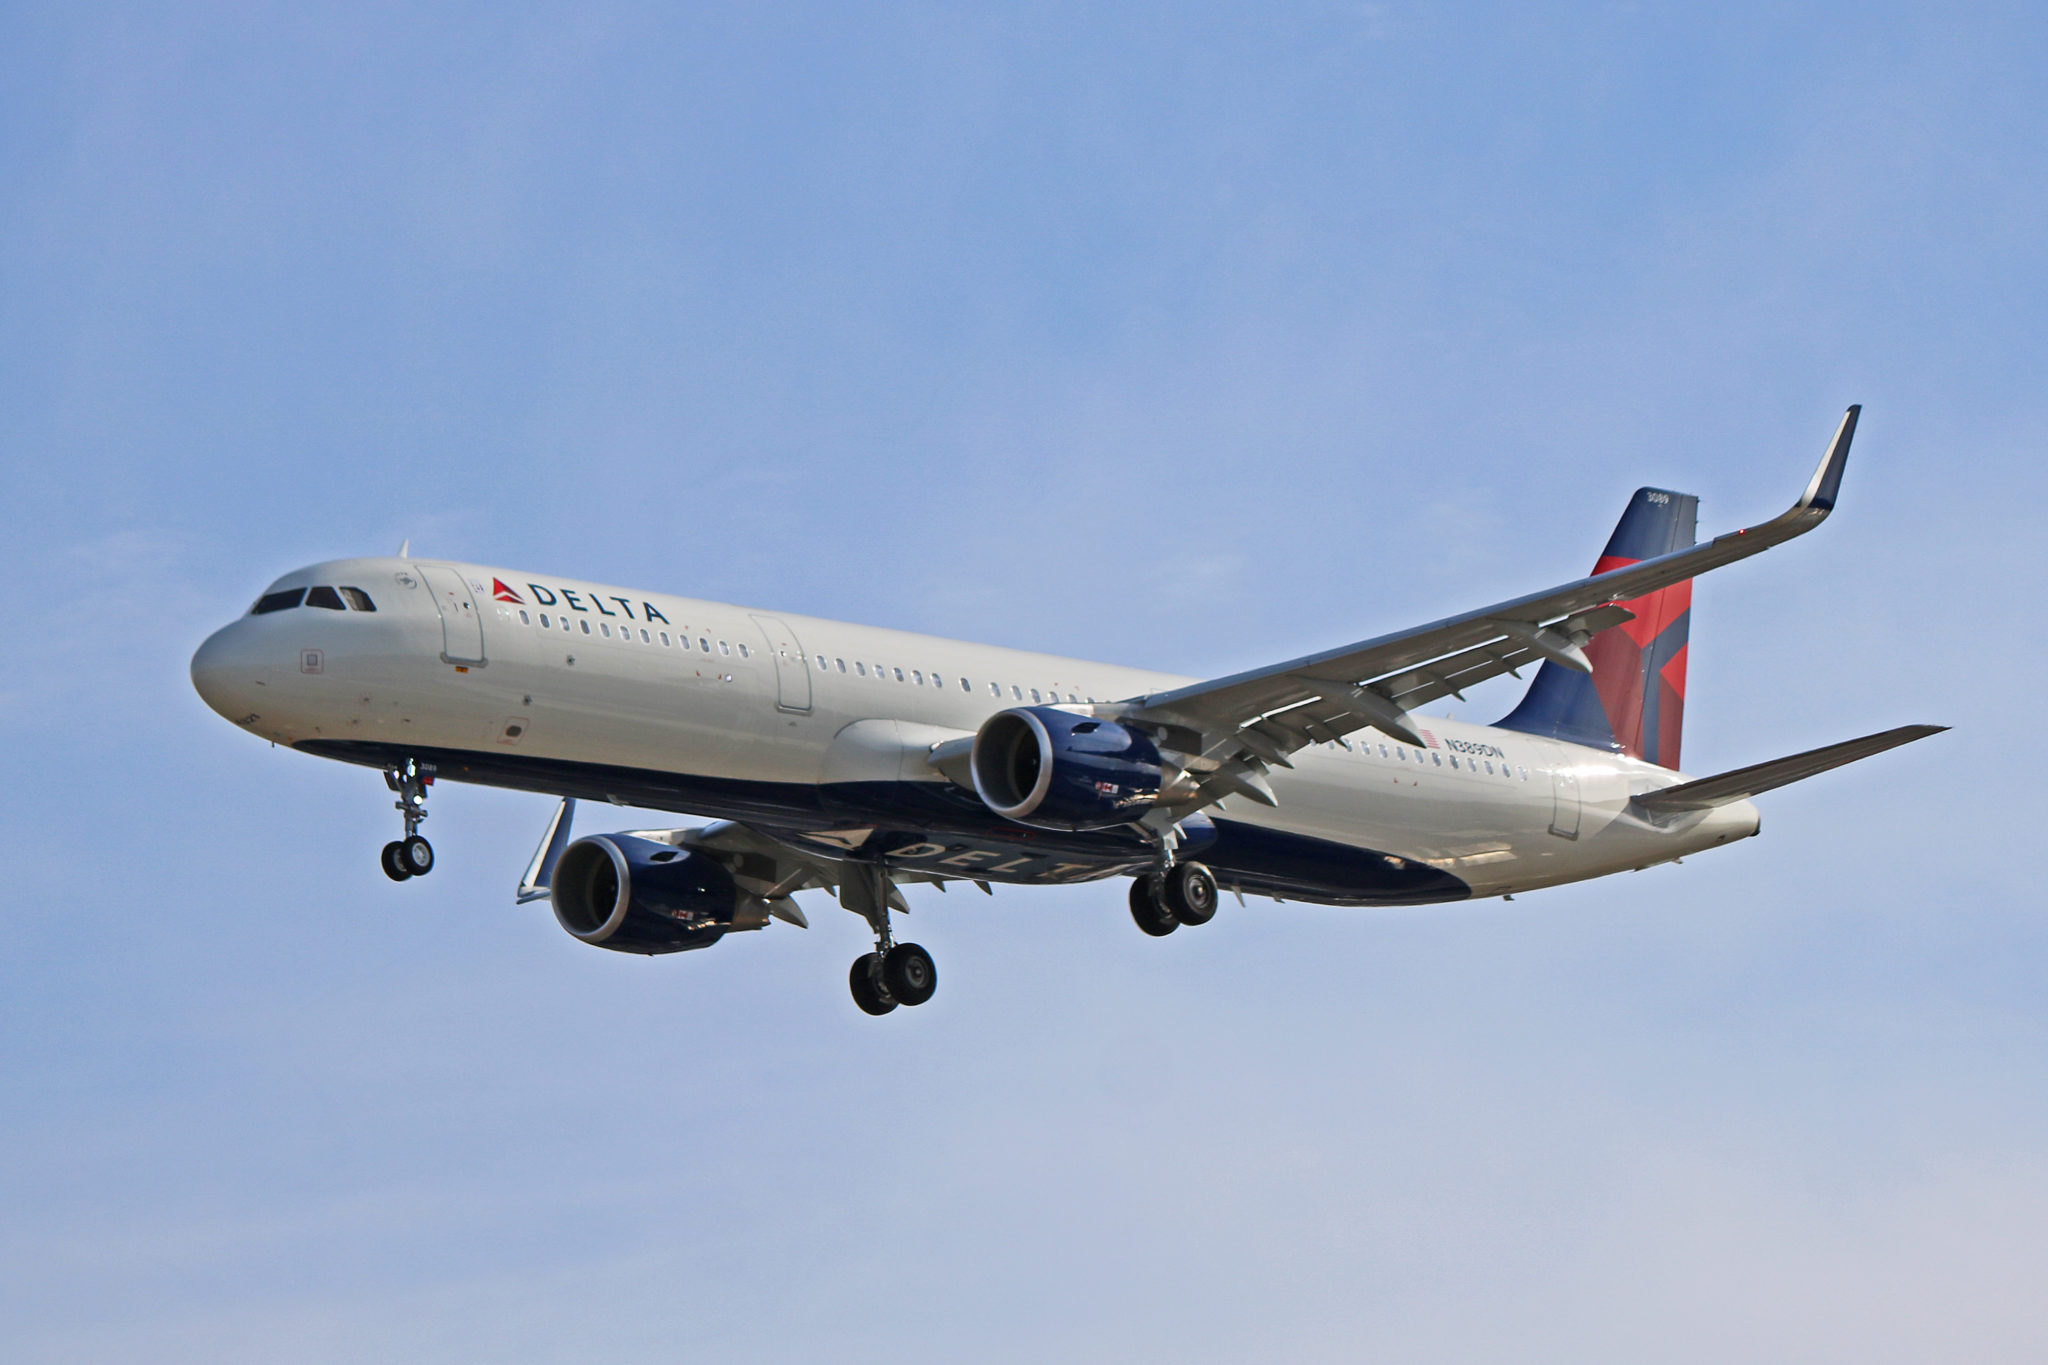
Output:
(400, 836), (435, 877)
(1129, 874), (1178, 936)
(381, 841), (413, 881)
(1163, 861), (1218, 926)
(882, 943), (937, 1007)
(850, 953), (898, 1015)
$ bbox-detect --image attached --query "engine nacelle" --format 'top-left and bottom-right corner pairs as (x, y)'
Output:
(550, 834), (768, 955)
(970, 706), (1167, 831)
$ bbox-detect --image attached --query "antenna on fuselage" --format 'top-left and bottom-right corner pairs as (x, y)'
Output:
(397, 538), (410, 558)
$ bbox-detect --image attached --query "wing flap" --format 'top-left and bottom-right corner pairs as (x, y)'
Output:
(1632, 724), (1947, 813)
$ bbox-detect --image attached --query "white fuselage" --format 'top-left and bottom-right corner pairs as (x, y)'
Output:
(191, 557), (1760, 904)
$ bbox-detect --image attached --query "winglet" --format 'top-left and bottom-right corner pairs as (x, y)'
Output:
(1796, 405), (1859, 515)
(516, 797), (577, 903)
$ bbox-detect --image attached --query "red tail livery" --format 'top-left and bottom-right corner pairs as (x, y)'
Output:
(1497, 487), (1697, 768)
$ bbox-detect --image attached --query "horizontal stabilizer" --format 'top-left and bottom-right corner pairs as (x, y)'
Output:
(1633, 724), (1947, 814)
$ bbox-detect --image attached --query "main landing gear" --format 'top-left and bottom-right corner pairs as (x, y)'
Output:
(380, 758), (436, 881)
(841, 863), (936, 1016)
(1128, 861), (1219, 937)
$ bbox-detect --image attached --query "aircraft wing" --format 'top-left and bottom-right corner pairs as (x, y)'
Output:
(1116, 407), (1861, 807)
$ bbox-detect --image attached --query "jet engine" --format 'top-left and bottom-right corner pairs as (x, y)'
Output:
(550, 834), (770, 954)
(969, 706), (1167, 831)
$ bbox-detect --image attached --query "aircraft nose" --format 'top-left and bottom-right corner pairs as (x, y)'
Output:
(191, 621), (260, 723)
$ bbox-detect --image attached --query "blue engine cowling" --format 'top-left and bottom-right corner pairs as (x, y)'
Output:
(969, 706), (1167, 831)
(550, 834), (767, 955)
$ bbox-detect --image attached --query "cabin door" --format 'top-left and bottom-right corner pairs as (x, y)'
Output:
(421, 566), (486, 665)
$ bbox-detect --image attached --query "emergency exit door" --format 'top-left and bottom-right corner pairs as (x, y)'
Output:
(751, 614), (812, 713)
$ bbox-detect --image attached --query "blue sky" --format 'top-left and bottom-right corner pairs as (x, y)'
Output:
(4, 4), (2045, 1360)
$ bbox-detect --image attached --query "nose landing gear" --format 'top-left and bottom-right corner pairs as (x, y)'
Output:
(379, 759), (436, 880)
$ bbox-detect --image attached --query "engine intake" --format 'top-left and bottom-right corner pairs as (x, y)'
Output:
(551, 834), (768, 955)
(970, 706), (1166, 830)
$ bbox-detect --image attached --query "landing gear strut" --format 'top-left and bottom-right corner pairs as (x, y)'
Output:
(842, 863), (936, 1014)
(1128, 861), (1219, 936)
(380, 758), (435, 880)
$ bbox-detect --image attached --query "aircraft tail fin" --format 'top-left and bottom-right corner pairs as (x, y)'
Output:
(1496, 486), (1699, 768)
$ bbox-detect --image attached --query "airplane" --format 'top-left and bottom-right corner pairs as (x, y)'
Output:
(190, 407), (1942, 1015)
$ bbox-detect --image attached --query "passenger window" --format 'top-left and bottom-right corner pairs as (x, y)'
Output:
(816, 655), (827, 669)
(856, 662), (867, 676)
(989, 682), (1000, 696)
(738, 643), (749, 658)
(252, 588), (305, 615)
(1484, 760), (1494, 774)
(1431, 752), (1442, 766)
(699, 638), (710, 652)
(338, 586), (376, 612)
(893, 667), (904, 682)
(1012, 685), (1023, 699)
(541, 613), (552, 628)
(1379, 744), (1389, 757)
(601, 623), (612, 637)
(660, 631), (670, 646)
(719, 641), (730, 655)
(579, 620), (591, 634)
(1397, 748), (1407, 761)
(519, 610), (531, 625)
(837, 659), (847, 672)
(1030, 689), (1041, 702)
(912, 670), (924, 685)
(640, 628), (651, 643)
(961, 678), (971, 692)
(1449, 756), (1459, 769)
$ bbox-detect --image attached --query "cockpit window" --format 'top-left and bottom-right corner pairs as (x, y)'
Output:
(338, 586), (376, 612)
(305, 585), (346, 610)
(252, 588), (306, 615)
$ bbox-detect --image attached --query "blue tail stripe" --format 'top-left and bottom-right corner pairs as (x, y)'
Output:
(1601, 486), (1699, 563)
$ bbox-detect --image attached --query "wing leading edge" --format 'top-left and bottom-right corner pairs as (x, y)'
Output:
(1114, 407), (1864, 809)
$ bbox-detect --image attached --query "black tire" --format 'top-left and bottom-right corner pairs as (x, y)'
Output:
(381, 841), (412, 881)
(850, 953), (897, 1015)
(400, 836), (435, 877)
(883, 943), (937, 1007)
(1129, 874), (1177, 936)
(1164, 862), (1218, 926)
